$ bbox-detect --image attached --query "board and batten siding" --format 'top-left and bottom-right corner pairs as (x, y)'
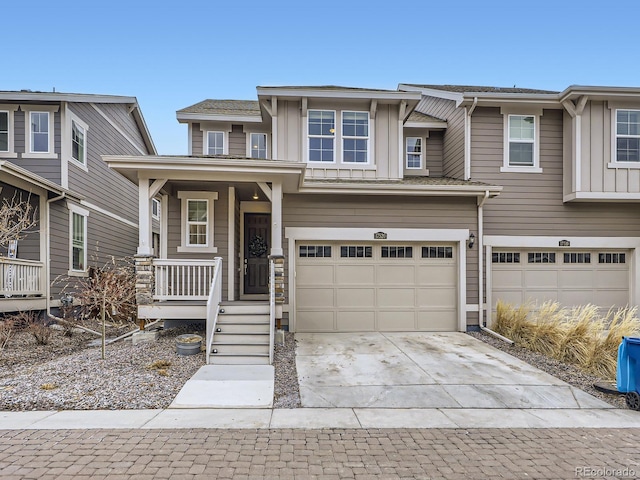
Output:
(471, 106), (640, 236)
(191, 123), (203, 155)
(282, 194), (478, 306)
(166, 184), (229, 300)
(67, 103), (140, 223)
(228, 124), (246, 156)
(417, 96), (465, 179)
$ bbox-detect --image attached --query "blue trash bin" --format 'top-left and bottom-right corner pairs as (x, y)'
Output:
(617, 337), (640, 394)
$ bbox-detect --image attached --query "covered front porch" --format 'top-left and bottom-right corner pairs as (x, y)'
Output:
(105, 155), (304, 364)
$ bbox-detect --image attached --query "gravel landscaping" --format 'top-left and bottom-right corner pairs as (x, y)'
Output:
(0, 322), (624, 411)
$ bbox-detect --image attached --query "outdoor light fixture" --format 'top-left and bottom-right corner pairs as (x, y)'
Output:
(252, 191), (259, 200)
(468, 233), (475, 249)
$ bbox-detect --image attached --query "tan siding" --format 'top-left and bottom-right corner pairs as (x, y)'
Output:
(13, 110), (62, 185)
(472, 107), (640, 235)
(96, 103), (147, 153)
(49, 203), (69, 295)
(282, 194), (478, 306)
(417, 96), (465, 179)
(563, 111), (574, 196)
(228, 124), (245, 156)
(191, 123), (203, 155)
(425, 130), (444, 176)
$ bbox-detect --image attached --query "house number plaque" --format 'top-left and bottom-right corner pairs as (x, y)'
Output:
(558, 240), (570, 247)
(374, 232), (387, 239)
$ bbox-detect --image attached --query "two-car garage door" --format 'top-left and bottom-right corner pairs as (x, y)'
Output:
(295, 242), (458, 332)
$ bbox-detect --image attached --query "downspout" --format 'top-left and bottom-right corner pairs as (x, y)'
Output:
(45, 192), (66, 319)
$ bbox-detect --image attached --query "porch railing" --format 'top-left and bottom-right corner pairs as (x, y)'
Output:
(153, 259), (218, 300)
(0, 258), (44, 297)
(269, 257), (275, 364)
(205, 257), (223, 362)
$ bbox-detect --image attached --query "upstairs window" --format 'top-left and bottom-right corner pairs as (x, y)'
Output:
(71, 120), (86, 165)
(308, 110), (335, 162)
(206, 131), (224, 155)
(0, 112), (8, 152)
(615, 110), (640, 162)
(508, 115), (535, 166)
(30, 112), (49, 153)
(250, 133), (267, 159)
(406, 137), (422, 169)
(342, 111), (369, 163)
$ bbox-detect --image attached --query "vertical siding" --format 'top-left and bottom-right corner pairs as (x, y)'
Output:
(228, 124), (246, 156)
(425, 130), (444, 177)
(563, 111), (574, 196)
(191, 123), (203, 155)
(417, 96), (465, 179)
(472, 106), (640, 235)
(0, 183), (40, 261)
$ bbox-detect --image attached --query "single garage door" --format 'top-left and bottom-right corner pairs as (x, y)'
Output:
(491, 249), (630, 310)
(295, 242), (458, 332)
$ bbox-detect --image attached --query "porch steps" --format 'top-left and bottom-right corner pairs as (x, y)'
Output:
(209, 302), (271, 365)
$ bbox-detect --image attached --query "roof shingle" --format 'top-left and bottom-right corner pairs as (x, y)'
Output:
(403, 84), (559, 94)
(177, 99), (261, 116)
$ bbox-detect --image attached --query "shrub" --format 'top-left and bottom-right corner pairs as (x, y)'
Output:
(0, 319), (14, 351)
(26, 314), (52, 346)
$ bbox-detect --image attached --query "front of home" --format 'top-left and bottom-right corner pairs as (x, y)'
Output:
(104, 83), (640, 365)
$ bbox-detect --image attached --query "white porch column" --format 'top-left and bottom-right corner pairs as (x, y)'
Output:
(137, 176), (153, 256)
(271, 181), (283, 256)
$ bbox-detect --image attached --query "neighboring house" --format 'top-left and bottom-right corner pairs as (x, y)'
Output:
(0, 90), (155, 315)
(104, 83), (640, 364)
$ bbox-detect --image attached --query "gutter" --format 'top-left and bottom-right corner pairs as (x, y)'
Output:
(45, 193), (66, 319)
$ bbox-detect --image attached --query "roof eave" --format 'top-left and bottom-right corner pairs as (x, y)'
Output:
(459, 93), (561, 108)
(0, 161), (82, 200)
(404, 121), (448, 129)
(559, 85), (640, 102)
(176, 112), (264, 124)
(0, 92), (137, 104)
(130, 104), (157, 155)
(398, 84), (464, 103)
(299, 181), (502, 197)
(256, 87), (422, 102)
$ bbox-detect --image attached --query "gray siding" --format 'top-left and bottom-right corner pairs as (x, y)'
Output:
(192, 123), (203, 155)
(471, 106), (640, 235)
(67, 103), (139, 222)
(0, 183), (40, 261)
(282, 194), (479, 306)
(425, 130), (444, 177)
(95, 103), (147, 154)
(229, 124), (246, 156)
(417, 96), (465, 179)
(49, 202), (69, 297)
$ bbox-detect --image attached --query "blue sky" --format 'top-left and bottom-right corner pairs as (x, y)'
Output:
(5, 1), (638, 154)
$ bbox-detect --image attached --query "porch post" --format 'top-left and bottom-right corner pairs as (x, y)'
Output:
(270, 181), (283, 256)
(137, 176), (153, 256)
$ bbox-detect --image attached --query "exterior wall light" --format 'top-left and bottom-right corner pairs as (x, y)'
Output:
(468, 233), (475, 249)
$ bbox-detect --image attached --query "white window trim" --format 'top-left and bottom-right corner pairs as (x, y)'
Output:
(177, 191), (218, 253)
(341, 110), (370, 165)
(67, 111), (89, 171)
(23, 105), (58, 159)
(247, 132), (268, 159)
(610, 108), (640, 167)
(405, 136), (423, 169)
(0, 105), (18, 158)
(307, 109), (337, 164)
(67, 203), (89, 276)
(204, 130), (227, 155)
(500, 108), (542, 173)
(152, 197), (161, 220)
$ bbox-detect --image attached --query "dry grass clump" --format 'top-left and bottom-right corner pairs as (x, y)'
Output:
(0, 319), (14, 351)
(494, 301), (640, 380)
(148, 359), (172, 377)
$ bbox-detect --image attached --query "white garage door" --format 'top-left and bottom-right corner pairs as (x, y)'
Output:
(491, 249), (630, 310)
(295, 242), (458, 332)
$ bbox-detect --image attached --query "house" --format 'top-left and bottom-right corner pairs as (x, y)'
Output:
(104, 83), (640, 365)
(0, 90), (155, 315)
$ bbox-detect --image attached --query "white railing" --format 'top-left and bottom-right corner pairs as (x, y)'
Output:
(0, 258), (44, 297)
(153, 259), (218, 300)
(205, 257), (223, 362)
(269, 258), (275, 364)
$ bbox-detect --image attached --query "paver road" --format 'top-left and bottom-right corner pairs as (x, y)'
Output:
(1, 428), (639, 479)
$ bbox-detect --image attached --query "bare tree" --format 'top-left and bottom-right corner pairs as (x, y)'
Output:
(0, 193), (37, 249)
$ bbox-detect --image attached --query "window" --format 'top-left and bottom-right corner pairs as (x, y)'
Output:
(68, 204), (89, 274)
(492, 252), (520, 263)
(342, 111), (369, 163)
(381, 246), (413, 258)
(615, 110), (640, 162)
(340, 245), (372, 258)
(599, 253), (626, 264)
(0, 111), (8, 152)
(406, 137), (422, 169)
(71, 120), (86, 165)
(508, 115), (535, 166)
(177, 191), (218, 253)
(299, 245), (332, 258)
(30, 112), (49, 153)
(206, 131), (224, 155)
(563, 253), (591, 264)
(152, 198), (161, 220)
(249, 133), (267, 159)
(422, 246), (453, 259)
(528, 252), (556, 263)
(308, 110), (335, 162)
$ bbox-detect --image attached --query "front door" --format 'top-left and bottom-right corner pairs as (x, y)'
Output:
(244, 213), (270, 294)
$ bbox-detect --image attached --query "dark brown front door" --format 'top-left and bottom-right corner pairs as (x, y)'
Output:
(244, 213), (270, 294)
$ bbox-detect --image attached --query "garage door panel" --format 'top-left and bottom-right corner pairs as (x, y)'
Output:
(418, 310), (457, 331)
(525, 270), (559, 288)
(378, 311), (416, 331)
(337, 311), (375, 331)
(559, 290), (596, 307)
(594, 290), (630, 307)
(336, 265), (375, 284)
(595, 270), (628, 289)
(297, 265), (334, 284)
(494, 291), (526, 305)
(560, 270), (594, 288)
(524, 291), (559, 303)
(297, 311), (334, 331)
(493, 270), (523, 288)
(378, 288), (415, 308)
(377, 265), (416, 285)
(417, 287), (457, 307)
(297, 288), (334, 308)
(417, 265), (456, 285)
(337, 288), (375, 308)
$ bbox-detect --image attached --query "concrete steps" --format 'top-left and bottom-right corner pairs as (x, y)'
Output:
(209, 302), (271, 365)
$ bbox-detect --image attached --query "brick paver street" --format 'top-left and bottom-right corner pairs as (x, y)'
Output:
(1, 428), (639, 479)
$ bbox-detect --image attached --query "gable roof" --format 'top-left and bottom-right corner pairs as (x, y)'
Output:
(401, 84), (559, 94)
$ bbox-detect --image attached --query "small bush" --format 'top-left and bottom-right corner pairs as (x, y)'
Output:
(0, 319), (14, 351)
(24, 313), (52, 345)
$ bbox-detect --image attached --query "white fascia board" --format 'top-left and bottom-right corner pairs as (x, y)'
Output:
(564, 192), (640, 202)
(560, 85), (640, 102)
(285, 227), (469, 242)
(397, 84), (463, 103)
(404, 121), (448, 129)
(0, 92), (136, 104)
(176, 112), (263, 124)
(0, 160), (81, 199)
(130, 105), (157, 155)
(484, 235), (640, 249)
(103, 155), (304, 171)
(298, 183), (502, 197)
(460, 95), (561, 109)
(256, 87), (422, 102)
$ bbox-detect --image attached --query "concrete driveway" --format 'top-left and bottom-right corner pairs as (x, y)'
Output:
(295, 332), (612, 409)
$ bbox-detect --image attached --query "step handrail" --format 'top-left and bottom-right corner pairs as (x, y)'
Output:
(269, 257), (275, 364)
(205, 257), (223, 362)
